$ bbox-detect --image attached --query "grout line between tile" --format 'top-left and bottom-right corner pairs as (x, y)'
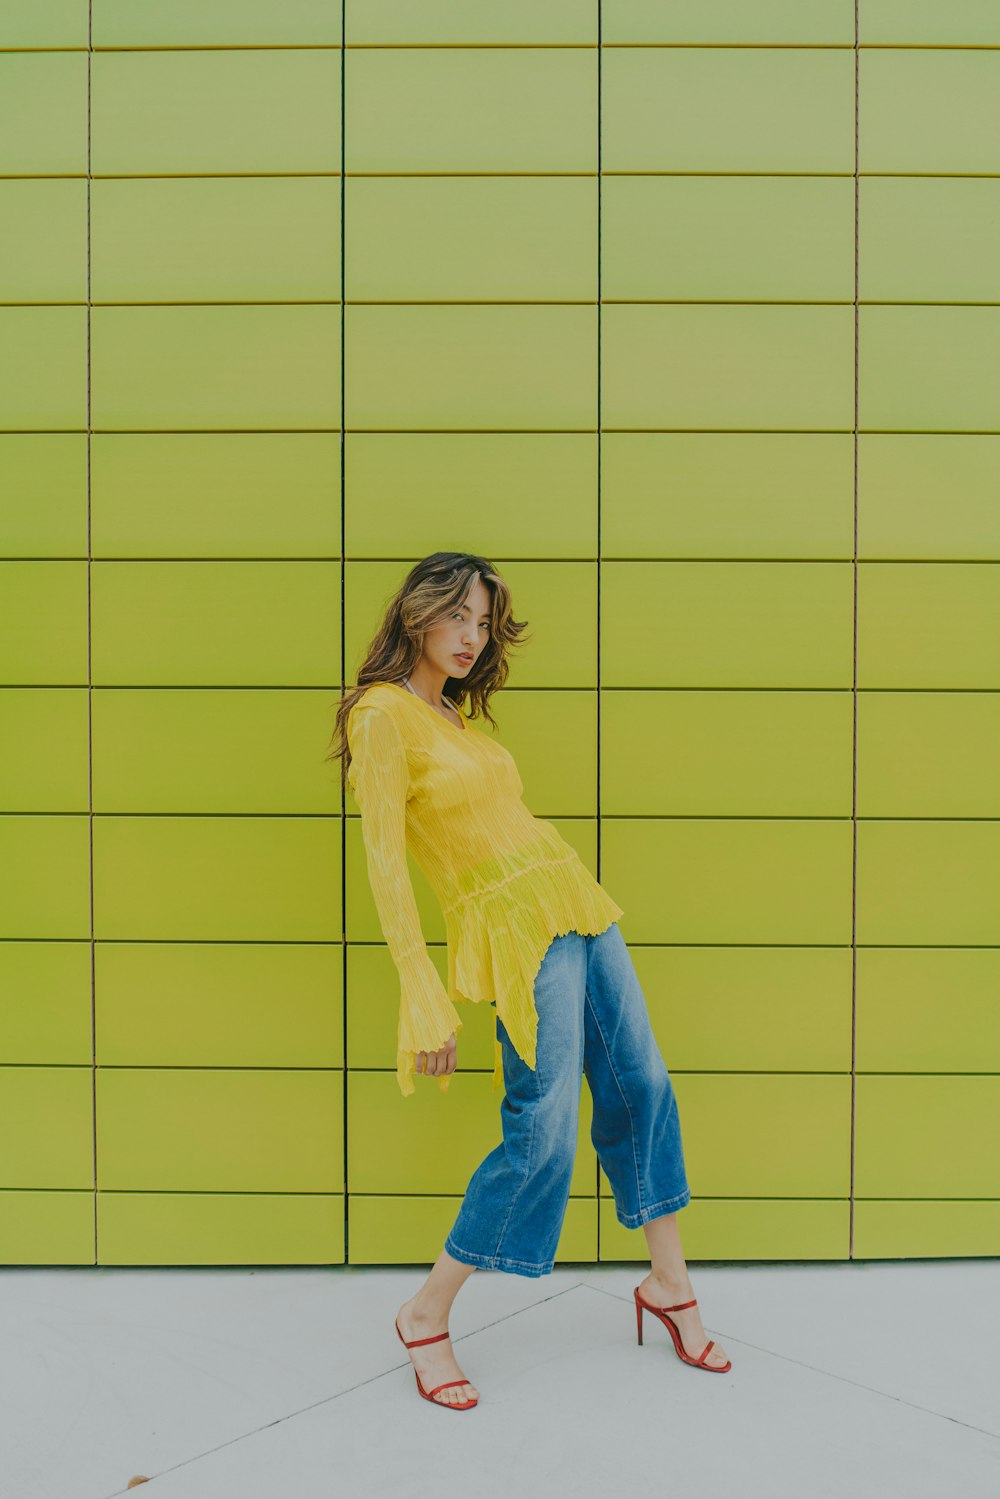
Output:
(99, 1282), (589, 1498)
(575, 1280), (1000, 1440)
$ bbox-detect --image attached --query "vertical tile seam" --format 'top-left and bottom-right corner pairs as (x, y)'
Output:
(341, 3), (349, 1266)
(849, 1), (860, 1261)
(595, 0), (602, 1261)
(86, 3), (97, 1263)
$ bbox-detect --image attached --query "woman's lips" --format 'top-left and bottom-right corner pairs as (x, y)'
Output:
(454, 654), (473, 664)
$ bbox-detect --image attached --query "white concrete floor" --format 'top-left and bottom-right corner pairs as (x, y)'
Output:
(2, 1258), (998, 1499)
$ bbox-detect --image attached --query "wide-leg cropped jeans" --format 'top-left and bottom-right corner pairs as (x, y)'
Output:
(444, 921), (691, 1278)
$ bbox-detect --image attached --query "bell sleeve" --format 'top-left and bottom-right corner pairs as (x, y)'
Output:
(347, 701), (464, 1097)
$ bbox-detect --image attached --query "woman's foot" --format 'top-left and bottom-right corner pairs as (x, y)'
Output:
(635, 1271), (730, 1370)
(396, 1295), (480, 1406)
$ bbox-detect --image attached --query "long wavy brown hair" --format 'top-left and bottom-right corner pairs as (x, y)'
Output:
(326, 552), (531, 790)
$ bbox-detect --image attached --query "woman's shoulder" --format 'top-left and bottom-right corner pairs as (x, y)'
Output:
(350, 681), (405, 717)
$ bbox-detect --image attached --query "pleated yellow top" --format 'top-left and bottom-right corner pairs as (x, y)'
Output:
(346, 681), (625, 1097)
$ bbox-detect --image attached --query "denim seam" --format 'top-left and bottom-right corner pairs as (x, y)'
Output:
(444, 1237), (553, 1275)
(583, 981), (646, 1220)
(490, 1026), (540, 1263)
(615, 1186), (691, 1229)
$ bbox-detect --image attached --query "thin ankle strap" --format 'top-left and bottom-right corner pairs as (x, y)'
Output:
(401, 1329), (450, 1348)
(636, 1287), (698, 1313)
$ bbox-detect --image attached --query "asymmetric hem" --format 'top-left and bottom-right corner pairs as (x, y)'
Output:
(346, 681), (625, 1097)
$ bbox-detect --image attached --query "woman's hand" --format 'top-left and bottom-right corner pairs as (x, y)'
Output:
(415, 1031), (457, 1080)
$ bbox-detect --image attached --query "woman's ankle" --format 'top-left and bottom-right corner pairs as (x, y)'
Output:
(642, 1267), (694, 1299)
(404, 1290), (455, 1326)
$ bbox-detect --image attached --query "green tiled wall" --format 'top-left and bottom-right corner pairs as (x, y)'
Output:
(2, 4), (998, 1268)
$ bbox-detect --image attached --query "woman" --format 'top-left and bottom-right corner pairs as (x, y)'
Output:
(328, 552), (731, 1411)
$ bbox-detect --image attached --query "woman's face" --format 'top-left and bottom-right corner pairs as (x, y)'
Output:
(423, 577), (493, 680)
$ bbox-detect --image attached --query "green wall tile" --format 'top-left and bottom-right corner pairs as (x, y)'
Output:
(599, 1197), (850, 1262)
(98, 1192), (344, 1266)
(605, 818), (854, 945)
(91, 50), (341, 174)
(480, 689), (599, 815)
(602, 48), (854, 172)
(93, 816), (341, 941)
(856, 949), (1000, 1073)
(0, 1191), (95, 1266)
(856, 821), (1000, 946)
(0, 53), (87, 175)
(96, 942), (343, 1068)
(0, 1), (88, 46)
(93, 0), (343, 46)
(92, 179), (342, 304)
(860, 50), (1000, 174)
(91, 306), (341, 431)
(0, 688), (89, 811)
(858, 435), (1000, 560)
(346, 433), (598, 559)
(349, 812), (597, 983)
(855, 1076), (1000, 1198)
(859, 308), (1000, 432)
(90, 561), (339, 686)
(858, 562), (1000, 688)
(0, 816), (91, 939)
(602, 562), (854, 688)
(602, 689), (853, 816)
(0, 309), (87, 430)
(346, 559), (598, 688)
(0, 943), (92, 1065)
(860, 179), (1000, 305)
(858, 692), (1000, 817)
(853, 1201), (1000, 1259)
(601, 433), (854, 559)
(348, 1070), (596, 1195)
(347, 176), (596, 302)
(91, 434), (340, 559)
(97, 1068), (344, 1191)
(632, 945), (853, 1073)
(0, 563), (89, 684)
(1, 2), (995, 1267)
(861, 1), (1000, 44)
(0, 437), (88, 558)
(0, 1067), (93, 1189)
(604, 0), (855, 45)
(347, 943), (496, 1075)
(602, 306), (854, 430)
(346, 48), (597, 172)
(345, 814), (450, 947)
(651, 1074), (852, 1197)
(602, 177), (854, 302)
(345, 305), (596, 431)
(91, 688), (340, 813)
(0, 181), (87, 303)
(350, 1194), (595, 1265)
(347, 0), (596, 45)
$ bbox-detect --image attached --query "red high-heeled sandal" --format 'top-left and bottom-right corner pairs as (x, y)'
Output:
(633, 1286), (732, 1372)
(395, 1319), (480, 1409)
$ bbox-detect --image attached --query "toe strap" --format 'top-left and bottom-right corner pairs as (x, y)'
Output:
(428, 1378), (474, 1398)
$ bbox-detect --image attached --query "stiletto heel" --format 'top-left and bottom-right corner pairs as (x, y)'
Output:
(395, 1318), (480, 1409)
(633, 1286), (732, 1373)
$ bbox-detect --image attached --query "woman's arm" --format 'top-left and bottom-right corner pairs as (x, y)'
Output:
(347, 701), (463, 1096)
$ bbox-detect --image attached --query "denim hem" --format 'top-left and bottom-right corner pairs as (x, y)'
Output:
(444, 1234), (553, 1278)
(615, 1187), (692, 1229)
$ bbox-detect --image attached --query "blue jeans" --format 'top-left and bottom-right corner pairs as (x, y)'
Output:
(443, 922), (691, 1278)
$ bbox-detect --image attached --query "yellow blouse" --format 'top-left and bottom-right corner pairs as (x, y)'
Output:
(346, 681), (625, 1097)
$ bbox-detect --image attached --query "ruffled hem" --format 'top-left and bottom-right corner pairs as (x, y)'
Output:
(396, 955), (465, 1098)
(443, 849), (625, 1093)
